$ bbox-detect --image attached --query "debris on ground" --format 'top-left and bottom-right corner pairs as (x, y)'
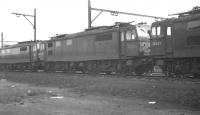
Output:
(0, 72), (200, 110)
(148, 101), (156, 104)
(50, 96), (64, 99)
(0, 79), (7, 82)
(10, 85), (16, 88)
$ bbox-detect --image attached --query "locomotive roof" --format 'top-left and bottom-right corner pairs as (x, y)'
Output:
(152, 13), (200, 26)
(50, 23), (137, 41)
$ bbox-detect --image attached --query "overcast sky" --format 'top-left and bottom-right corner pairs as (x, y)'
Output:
(0, 0), (199, 45)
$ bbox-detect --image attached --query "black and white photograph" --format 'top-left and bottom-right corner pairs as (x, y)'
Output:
(0, 0), (199, 114)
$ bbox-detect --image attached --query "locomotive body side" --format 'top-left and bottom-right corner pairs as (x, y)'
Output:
(0, 42), (34, 71)
(46, 29), (120, 62)
(43, 24), (151, 74)
(0, 41), (46, 71)
(44, 26), (122, 72)
(150, 19), (173, 57)
(173, 15), (200, 58)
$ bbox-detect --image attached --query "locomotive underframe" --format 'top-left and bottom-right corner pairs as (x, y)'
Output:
(153, 57), (200, 77)
(43, 57), (152, 75)
(1, 56), (199, 77)
(0, 57), (153, 76)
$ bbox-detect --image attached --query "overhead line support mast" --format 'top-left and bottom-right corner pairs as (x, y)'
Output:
(88, 0), (167, 29)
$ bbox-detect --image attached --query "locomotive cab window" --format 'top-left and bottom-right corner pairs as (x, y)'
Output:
(151, 27), (156, 36)
(132, 30), (136, 40)
(157, 26), (161, 36)
(167, 27), (172, 36)
(151, 26), (162, 37)
(126, 31), (132, 40)
(125, 30), (136, 41)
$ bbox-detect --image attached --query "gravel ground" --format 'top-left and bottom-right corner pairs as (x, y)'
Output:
(0, 72), (200, 113)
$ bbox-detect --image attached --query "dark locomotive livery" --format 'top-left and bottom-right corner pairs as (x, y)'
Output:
(0, 7), (200, 77)
(150, 7), (200, 76)
(0, 41), (45, 71)
(0, 23), (151, 75)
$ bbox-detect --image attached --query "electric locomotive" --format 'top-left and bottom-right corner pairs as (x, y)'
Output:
(150, 7), (200, 76)
(0, 41), (45, 71)
(44, 22), (151, 74)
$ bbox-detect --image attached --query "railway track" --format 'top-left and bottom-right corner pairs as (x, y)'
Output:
(1, 70), (200, 83)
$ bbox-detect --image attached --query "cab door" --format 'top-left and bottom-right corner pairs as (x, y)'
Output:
(150, 26), (165, 56)
(165, 26), (173, 57)
(38, 42), (45, 61)
(32, 44), (38, 62)
(120, 28), (139, 57)
(120, 31), (126, 56)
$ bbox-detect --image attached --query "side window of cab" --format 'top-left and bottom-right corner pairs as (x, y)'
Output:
(120, 29), (137, 41)
(125, 30), (137, 41)
(157, 26), (161, 36)
(126, 30), (132, 40)
(151, 27), (156, 37)
(167, 26), (172, 37)
(151, 26), (162, 38)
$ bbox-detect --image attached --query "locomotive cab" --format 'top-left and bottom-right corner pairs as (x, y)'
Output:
(150, 9), (200, 76)
(119, 23), (151, 75)
(150, 21), (173, 57)
(150, 21), (174, 75)
(120, 24), (150, 57)
(31, 41), (46, 71)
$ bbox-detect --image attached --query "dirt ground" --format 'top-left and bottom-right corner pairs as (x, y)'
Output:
(0, 72), (199, 115)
